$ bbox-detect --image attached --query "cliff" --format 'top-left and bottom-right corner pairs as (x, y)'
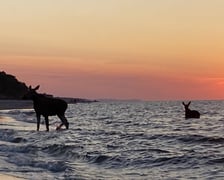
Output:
(0, 71), (98, 103)
(0, 71), (28, 99)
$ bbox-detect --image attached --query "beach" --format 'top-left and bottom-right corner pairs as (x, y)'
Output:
(0, 174), (23, 180)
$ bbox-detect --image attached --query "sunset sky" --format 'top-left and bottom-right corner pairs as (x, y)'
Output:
(1, 0), (224, 100)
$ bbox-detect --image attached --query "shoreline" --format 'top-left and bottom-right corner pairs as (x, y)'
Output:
(0, 100), (32, 110)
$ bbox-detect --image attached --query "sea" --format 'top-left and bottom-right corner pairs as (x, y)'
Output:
(0, 100), (224, 180)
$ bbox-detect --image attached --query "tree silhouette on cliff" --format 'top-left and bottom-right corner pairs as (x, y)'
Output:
(0, 71), (28, 99)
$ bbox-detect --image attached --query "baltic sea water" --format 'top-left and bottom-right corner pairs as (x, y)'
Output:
(0, 100), (224, 179)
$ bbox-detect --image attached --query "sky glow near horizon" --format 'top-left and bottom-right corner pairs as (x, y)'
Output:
(1, 0), (224, 100)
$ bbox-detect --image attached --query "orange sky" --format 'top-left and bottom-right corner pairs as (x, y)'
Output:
(1, 0), (224, 100)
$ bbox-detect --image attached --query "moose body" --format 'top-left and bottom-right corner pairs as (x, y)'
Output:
(182, 101), (200, 119)
(24, 85), (69, 131)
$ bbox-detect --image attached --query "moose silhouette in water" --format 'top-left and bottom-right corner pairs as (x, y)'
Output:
(24, 85), (69, 131)
(182, 101), (200, 119)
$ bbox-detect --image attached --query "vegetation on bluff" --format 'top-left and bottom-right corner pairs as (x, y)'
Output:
(0, 71), (98, 103)
(0, 71), (28, 99)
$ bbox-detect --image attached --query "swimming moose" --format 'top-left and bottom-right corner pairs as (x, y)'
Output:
(24, 85), (69, 131)
(182, 101), (200, 119)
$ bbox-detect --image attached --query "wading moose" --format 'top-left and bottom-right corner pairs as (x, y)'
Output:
(182, 101), (200, 119)
(24, 85), (69, 131)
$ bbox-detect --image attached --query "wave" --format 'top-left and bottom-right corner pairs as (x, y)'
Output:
(208, 158), (224, 164)
(177, 134), (224, 144)
(41, 144), (124, 167)
(6, 153), (68, 173)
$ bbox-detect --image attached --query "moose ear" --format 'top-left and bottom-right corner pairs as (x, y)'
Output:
(188, 101), (191, 106)
(182, 102), (185, 105)
(29, 86), (32, 90)
(34, 85), (40, 91)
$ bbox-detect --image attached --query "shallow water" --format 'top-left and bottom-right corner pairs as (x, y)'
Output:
(0, 100), (224, 179)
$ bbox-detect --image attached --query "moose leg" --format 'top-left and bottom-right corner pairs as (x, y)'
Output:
(64, 116), (69, 129)
(57, 115), (69, 130)
(56, 123), (63, 130)
(45, 116), (49, 131)
(37, 114), (41, 131)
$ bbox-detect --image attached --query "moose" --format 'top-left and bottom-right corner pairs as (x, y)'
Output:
(24, 85), (69, 131)
(182, 101), (200, 119)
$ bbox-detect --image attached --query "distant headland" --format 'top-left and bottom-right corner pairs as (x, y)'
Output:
(0, 71), (98, 103)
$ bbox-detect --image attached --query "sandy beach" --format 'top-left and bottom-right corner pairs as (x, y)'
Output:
(0, 174), (24, 180)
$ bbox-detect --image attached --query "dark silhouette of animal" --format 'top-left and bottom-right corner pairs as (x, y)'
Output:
(182, 101), (200, 119)
(24, 85), (69, 131)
